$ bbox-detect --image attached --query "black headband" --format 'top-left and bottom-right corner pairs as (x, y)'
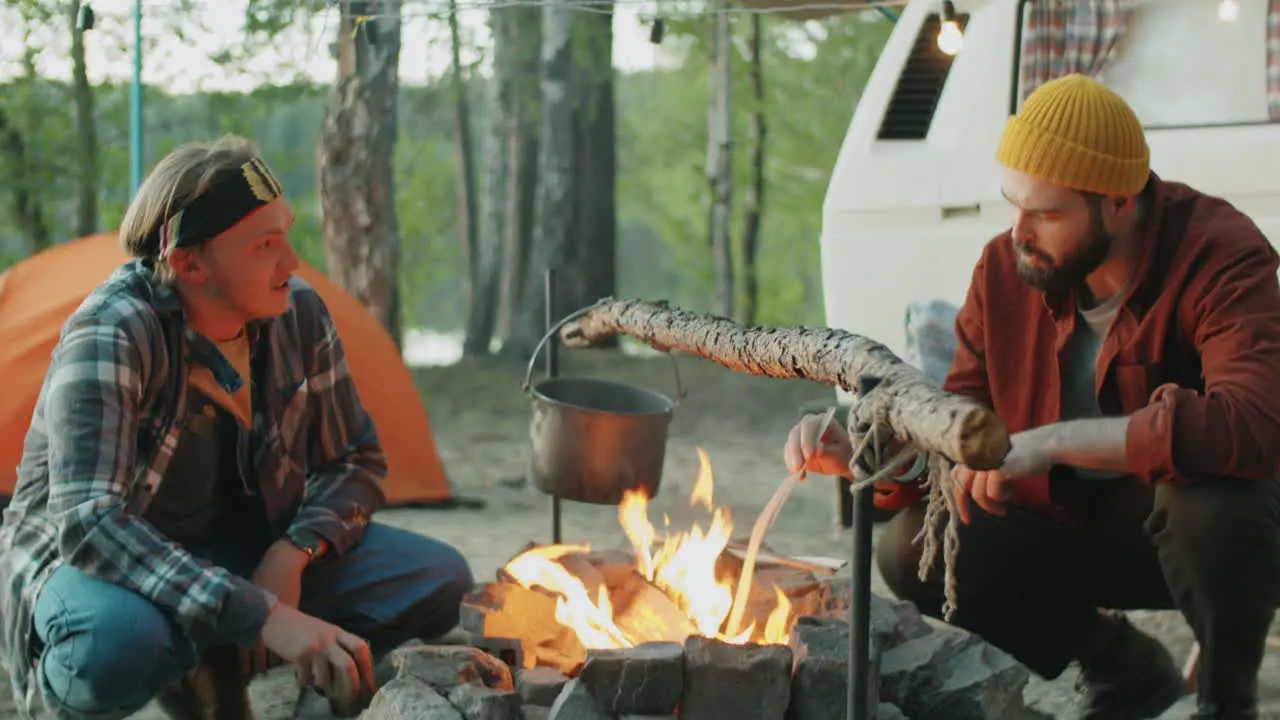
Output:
(150, 157), (285, 259)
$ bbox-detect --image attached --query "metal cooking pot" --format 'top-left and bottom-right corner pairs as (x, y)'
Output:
(521, 307), (686, 505)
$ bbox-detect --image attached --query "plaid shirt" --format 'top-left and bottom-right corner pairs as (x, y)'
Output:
(0, 260), (387, 716)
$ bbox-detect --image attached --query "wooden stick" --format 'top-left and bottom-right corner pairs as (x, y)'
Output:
(560, 298), (1011, 469)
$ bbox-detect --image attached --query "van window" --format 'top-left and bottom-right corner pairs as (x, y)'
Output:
(1014, 0), (1278, 128)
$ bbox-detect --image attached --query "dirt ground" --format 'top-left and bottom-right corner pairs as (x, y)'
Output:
(1, 349), (1277, 718)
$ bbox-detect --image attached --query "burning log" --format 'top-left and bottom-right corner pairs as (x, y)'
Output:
(559, 298), (1010, 470)
(609, 571), (697, 644)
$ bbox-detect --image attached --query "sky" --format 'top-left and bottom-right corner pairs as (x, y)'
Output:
(0, 0), (689, 93)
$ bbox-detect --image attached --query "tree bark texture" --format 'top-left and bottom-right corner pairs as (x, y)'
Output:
(318, 0), (403, 342)
(568, 6), (617, 338)
(450, 0), (489, 356)
(505, 0), (577, 358)
(470, 5), (516, 357)
(496, 7), (543, 344)
(706, 1), (734, 319)
(560, 298), (1011, 470)
(69, 0), (98, 238)
(739, 13), (765, 326)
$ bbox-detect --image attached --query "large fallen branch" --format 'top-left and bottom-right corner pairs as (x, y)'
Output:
(559, 298), (1010, 470)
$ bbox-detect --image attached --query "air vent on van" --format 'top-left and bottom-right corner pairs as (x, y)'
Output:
(877, 12), (970, 141)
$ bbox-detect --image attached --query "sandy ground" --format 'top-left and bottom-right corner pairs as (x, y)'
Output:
(0, 349), (1277, 718)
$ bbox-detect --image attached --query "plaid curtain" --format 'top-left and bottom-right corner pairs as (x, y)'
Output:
(1018, 0), (1135, 103)
(1269, 0), (1280, 119)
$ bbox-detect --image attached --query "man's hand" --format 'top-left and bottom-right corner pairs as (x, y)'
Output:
(242, 540), (309, 678)
(784, 413), (854, 477)
(260, 603), (377, 708)
(951, 426), (1058, 523)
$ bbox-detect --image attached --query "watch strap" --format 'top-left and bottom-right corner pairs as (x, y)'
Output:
(287, 528), (325, 562)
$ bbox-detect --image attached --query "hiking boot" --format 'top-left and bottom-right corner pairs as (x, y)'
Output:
(1075, 613), (1188, 720)
(154, 645), (255, 720)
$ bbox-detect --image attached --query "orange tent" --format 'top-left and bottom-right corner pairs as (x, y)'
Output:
(0, 233), (455, 506)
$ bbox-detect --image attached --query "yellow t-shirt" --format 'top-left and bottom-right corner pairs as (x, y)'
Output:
(189, 331), (253, 429)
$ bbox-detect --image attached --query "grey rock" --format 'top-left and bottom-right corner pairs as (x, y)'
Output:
(294, 687), (335, 720)
(447, 683), (523, 720)
(548, 678), (617, 720)
(578, 642), (683, 715)
(678, 636), (792, 720)
(813, 583), (934, 649)
(362, 677), (464, 720)
(877, 702), (909, 719)
(868, 594), (933, 647)
(523, 706), (552, 720)
(517, 667), (570, 707)
(377, 639), (427, 688)
(393, 645), (516, 694)
(880, 630), (1031, 720)
(786, 617), (881, 720)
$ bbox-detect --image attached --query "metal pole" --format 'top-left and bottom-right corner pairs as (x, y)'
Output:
(544, 268), (562, 544)
(129, 0), (143, 198)
(848, 375), (881, 720)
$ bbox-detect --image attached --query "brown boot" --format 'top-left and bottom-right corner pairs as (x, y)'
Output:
(154, 645), (255, 720)
(1075, 613), (1188, 720)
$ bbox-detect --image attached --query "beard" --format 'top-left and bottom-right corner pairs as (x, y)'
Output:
(1014, 213), (1114, 298)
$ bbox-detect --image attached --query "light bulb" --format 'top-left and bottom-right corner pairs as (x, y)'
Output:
(1218, 0), (1239, 22)
(937, 21), (964, 55)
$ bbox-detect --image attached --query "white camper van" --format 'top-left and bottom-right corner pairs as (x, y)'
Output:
(820, 0), (1280, 400)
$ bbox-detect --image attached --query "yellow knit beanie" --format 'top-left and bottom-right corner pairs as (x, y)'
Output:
(996, 73), (1150, 196)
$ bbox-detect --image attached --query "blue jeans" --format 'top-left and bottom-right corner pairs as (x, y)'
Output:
(31, 522), (473, 719)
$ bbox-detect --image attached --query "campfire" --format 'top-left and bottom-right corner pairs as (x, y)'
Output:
(462, 447), (845, 675)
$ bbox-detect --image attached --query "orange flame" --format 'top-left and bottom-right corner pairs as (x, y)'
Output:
(503, 447), (794, 652)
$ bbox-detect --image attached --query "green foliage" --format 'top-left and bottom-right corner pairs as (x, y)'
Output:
(618, 10), (892, 324)
(0, 4), (892, 330)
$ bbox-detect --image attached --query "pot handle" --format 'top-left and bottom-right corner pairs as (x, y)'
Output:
(520, 301), (688, 405)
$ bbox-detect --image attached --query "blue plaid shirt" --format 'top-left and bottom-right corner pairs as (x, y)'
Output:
(0, 260), (387, 716)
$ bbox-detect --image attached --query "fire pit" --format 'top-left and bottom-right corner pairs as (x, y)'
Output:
(346, 448), (1051, 720)
(460, 448), (844, 674)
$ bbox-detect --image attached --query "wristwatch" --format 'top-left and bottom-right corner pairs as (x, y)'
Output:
(287, 528), (326, 563)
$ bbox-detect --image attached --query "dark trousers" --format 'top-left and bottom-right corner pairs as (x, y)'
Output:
(876, 474), (1280, 708)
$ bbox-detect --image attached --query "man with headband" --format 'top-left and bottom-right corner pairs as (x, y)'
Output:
(786, 75), (1280, 719)
(0, 136), (474, 719)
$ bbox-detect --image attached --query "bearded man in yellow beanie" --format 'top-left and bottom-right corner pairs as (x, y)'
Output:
(790, 74), (1280, 719)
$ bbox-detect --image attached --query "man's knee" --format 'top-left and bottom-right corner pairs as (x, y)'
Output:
(400, 533), (474, 629)
(34, 566), (187, 717)
(310, 523), (474, 642)
(875, 505), (931, 606)
(1149, 479), (1280, 561)
(1148, 479), (1280, 579)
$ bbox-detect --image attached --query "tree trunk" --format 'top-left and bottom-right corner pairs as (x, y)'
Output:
(0, 105), (49, 254)
(739, 14), (765, 326)
(318, 0), (403, 343)
(68, 0), (98, 238)
(450, 0), (489, 356)
(503, 0), (576, 358)
(470, 5), (516, 357)
(568, 4), (617, 346)
(559, 298), (1011, 470)
(496, 7), (543, 344)
(706, 1), (734, 319)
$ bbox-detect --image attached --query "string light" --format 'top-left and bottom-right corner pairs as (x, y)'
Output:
(67, 0), (912, 22)
(936, 0), (962, 55)
(1217, 0), (1239, 22)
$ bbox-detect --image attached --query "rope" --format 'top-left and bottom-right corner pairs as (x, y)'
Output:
(847, 415), (961, 622)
